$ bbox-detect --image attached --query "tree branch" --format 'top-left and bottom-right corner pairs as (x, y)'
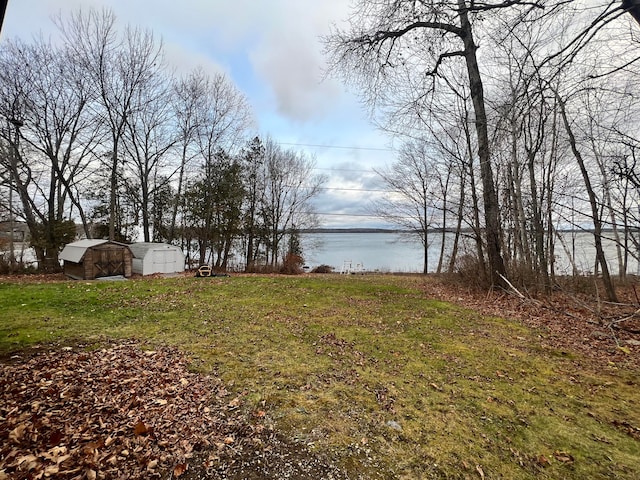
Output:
(427, 50), (466, 76)
(623, 0), (640, 25)
(468, 0), (544, 12)
(362, 20), (462, 45)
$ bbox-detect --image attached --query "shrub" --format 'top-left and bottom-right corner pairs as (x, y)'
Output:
(451, 253), (490, 289)
(280, 253), (304, 275)
(311, 264), (334, 274)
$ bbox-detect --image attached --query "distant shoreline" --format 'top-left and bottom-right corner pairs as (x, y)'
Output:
(300, 227), (628, 234)
(300, 228), (401, 234)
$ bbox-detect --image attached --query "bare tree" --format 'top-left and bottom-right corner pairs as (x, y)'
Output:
(57, 8), (165, 241)
(556, 91), (618, 301)
(168, 69), (207, 244)
(259, 139), (326, 266)
(121, 73), (177, 242)
(195, 72), (253, 158)
(186, 70), (253, 263)
(0, 36), (102, 270)
(374, 139), (439, 274)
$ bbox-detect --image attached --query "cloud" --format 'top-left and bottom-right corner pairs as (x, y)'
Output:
(244, 0), (348, 121)
(162, 41), (228, 77)
(119, 0), (352, 123)
(249, 32), (341, 121)
(125, 0), (351, 122)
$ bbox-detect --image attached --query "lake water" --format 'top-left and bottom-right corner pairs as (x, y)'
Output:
(301, 231), (640, 275)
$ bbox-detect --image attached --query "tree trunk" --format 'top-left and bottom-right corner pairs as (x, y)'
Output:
(141, 176), (151, 242)
(557, 95), (618, 302)
(461, 107), (486, 278)
(448, 165), (466, 274)
(436, 166), (452, 274)
(423, 227), (429, 274)
(109, 141), (118, 241)
(457, 0), (507, 287)
(169, 143), (188, 243)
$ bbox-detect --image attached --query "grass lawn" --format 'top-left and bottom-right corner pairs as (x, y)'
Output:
(2, 274), (639, 479)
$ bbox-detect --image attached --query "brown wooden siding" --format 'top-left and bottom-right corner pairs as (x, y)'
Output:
(63, 243), (132, 280)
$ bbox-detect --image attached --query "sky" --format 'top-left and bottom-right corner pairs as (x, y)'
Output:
(1, 0), (398, 229)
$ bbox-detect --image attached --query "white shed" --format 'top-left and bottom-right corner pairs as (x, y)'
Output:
(129, 242), (185, 275)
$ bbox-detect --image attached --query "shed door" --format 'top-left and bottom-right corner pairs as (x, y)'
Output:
(94, 248), (125, 277)
(152, 249), (174, 273)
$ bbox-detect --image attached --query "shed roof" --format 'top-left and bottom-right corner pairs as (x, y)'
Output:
(59, 239), (128, 263)
(128, 242), (183, 259)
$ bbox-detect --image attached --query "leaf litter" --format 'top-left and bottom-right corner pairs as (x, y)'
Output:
(419, 278), (640, 369)
(0, 341), (351, 479)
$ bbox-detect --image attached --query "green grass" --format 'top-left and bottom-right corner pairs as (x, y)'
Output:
(2, 274), (640, 479)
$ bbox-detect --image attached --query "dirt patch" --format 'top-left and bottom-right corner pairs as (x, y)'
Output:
(0, 341), (351, 479)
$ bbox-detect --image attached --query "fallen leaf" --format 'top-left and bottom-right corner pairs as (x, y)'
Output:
(49, 429), (63, 446)
(476, 464), (485, 479)
(173, 463), (188, 477)
(44, 464), (60, 475)
(9, 425), (26, 443)
(554, 451), (575, 464)
(15, 454), (38, 469)
(134, 420), (149, 436)
(537, 454), (551, 467)
(0, 343), (263, 480)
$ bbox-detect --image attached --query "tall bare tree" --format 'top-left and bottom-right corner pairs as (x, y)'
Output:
(259, 139), (326, 266)
(374, 139), (439, 274)
(0, 36), (101, 270)
(121, 73), (176, 242)
(168, 69), (207, 244)
(57, 8), (165, 241)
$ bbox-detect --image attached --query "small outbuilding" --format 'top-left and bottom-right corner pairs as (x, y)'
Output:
(129, 242), (185, 276)
(59, 239), (133, 280)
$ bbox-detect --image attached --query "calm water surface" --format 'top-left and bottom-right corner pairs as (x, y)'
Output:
(301, 231), (639, 275)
